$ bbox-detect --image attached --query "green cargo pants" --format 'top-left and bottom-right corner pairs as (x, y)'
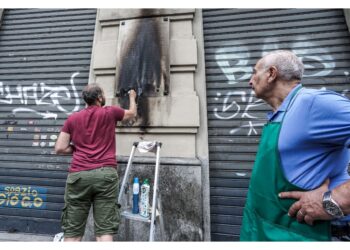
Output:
(61, 167), (120, 238)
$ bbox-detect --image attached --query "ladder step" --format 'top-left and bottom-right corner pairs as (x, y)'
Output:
(121, 210), (151, 223)
(118, 141), (162, 241)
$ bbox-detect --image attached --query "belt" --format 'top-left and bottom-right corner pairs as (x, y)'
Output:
(331, 223), (350, 238)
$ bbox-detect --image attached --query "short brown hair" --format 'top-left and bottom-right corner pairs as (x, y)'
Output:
(82, 84), (103, 105)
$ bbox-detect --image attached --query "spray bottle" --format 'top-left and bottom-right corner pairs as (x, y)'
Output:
(132, 177), (139, 214)
(140, 179), (150, 217)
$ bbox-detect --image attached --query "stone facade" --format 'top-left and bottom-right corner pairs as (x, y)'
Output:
(344, 9), (350, 33)
(85, 9), (210, 241)
(0, 9), (3, 26)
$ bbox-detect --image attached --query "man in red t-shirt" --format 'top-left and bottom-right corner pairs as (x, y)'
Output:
(55, 84), (137, 241)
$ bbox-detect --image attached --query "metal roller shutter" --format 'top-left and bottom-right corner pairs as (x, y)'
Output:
(203, 9), (350, 241)
(0, 8), (96, 234)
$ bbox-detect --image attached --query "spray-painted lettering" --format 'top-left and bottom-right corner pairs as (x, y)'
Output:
(0, 185), (47, 209)
(213, 37), (348, 136)
(0, 72), (80, 119)
(215, 46), (251, 85)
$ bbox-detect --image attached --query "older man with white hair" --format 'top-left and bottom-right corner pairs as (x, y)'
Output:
(240, 50), (350, 241)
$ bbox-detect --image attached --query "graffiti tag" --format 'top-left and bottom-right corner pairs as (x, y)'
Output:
(0, 185), (47, 209)
(0, 72), (81, 119)
(213, 37), (344, 136)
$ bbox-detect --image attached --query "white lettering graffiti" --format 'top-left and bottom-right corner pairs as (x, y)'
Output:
(0, 72), (80, 119)
(213, 91), (241, 120)
(214, 37), (343, 136)
(215, 45), (251, 85)
(214, 90), (264, 121)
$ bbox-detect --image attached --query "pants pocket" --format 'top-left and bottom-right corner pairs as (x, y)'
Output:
(113, 202), (121, 230)
(66, 173), (81, 184)
(61, 204), (68, 229)
(104, 169), (118, 183)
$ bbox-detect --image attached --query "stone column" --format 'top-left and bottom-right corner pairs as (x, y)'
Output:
(86, 9), (208, 241)
(0, 9), (4, 27)
(344, 9), (350, 33)
(89, 9), (199, 158)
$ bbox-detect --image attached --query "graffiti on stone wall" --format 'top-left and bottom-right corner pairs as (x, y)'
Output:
(213, 37), (349, 136)
(0, 72), (81, 119)
(0, 185), (47, 209)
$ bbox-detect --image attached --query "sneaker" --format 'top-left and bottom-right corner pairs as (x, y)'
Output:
(53, 232), (64, 242)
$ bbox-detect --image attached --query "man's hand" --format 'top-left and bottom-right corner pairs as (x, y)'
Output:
(122, 89), (137, 121)
(128, 89), (137, 100)
(279, 179), (332, 225)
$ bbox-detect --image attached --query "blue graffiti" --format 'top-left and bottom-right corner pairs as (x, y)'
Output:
(0, 185), (47, 209)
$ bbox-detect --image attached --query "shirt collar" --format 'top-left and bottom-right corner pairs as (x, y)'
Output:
(267, 83), (302, 121)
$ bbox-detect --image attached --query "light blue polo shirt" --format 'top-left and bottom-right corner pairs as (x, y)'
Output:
(268, 84), (350, 192)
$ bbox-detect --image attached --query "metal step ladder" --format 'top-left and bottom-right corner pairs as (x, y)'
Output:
(117, 141), (163, 241)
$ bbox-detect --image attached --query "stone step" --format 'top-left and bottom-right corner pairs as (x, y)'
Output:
(0, 231), (54, 242)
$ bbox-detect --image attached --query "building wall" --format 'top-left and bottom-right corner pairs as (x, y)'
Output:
(344, 9), (350, 32)
(85, 9), (210, 241)
(202, 8), (350, 241)
(0, 9), (3, 25)
(89, 9), (200, 158)
(0, 8), (96, 235)
(2, 8), (349, 241)
(192, 9), (211, 241)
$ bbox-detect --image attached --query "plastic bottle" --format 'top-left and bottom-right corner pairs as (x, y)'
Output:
(132, 177), (139, 214)
(140, 179), (150, 217)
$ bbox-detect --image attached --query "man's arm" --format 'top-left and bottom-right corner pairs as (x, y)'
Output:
(279, 179), (350, 225)
(55, 131), (74, 155)
(122, 89), (137, 121)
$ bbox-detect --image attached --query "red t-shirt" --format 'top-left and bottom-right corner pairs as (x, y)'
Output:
(61, 105), (125, 172)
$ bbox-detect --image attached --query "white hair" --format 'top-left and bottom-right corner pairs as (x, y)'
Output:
(261, 50), (304, 81)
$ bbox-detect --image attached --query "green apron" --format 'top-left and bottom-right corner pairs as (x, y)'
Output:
(240, 86), (331, 241)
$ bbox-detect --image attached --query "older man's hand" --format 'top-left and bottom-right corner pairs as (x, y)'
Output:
(278, 179), (333, 225)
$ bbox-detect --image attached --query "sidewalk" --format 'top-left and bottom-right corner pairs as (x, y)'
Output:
(0, 231), (53, 242)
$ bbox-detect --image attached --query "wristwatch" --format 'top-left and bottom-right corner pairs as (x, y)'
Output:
(322, 190), (344, 218)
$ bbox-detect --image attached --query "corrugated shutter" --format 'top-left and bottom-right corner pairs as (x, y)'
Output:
(0, 8), (96, 234)
(203, 9), (350, 241)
